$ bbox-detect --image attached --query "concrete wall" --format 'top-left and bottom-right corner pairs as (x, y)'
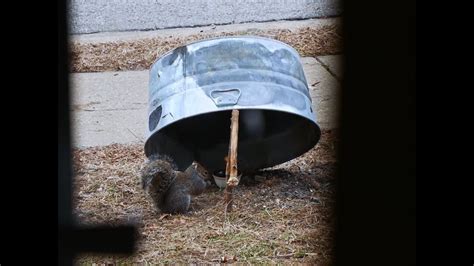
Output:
(69, 0), (342, 34)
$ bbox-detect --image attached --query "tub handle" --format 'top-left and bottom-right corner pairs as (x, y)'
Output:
(210, 88), (241, 107)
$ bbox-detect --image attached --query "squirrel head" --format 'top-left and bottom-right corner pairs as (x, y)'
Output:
(192, 161), (211, 180)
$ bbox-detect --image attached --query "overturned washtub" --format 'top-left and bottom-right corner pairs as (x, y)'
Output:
(145, 36), (321, 172)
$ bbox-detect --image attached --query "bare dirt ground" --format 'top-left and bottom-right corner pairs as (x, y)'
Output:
(73, 129), (338, 265)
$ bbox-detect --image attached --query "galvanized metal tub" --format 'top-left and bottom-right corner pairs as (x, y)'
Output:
(145, 36), (321, 172)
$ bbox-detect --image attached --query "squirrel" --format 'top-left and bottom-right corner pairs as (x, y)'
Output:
(140, 154), (212, 214)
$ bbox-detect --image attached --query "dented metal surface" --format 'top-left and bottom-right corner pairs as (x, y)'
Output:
(145, 36), (320, 171)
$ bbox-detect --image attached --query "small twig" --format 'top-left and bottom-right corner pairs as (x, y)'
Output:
(273, 253), (295, 258)
(159, 214), (170, 220)
(223, 204), (227, 229)
(126, 128), (144, 143)
(264, 208), (272, 218)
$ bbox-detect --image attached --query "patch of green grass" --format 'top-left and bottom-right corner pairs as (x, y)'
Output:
(294, 249), (309, 258)
(207, 231), (251, 245)
(240, 242), (276, 259)
(75, 254), (135, 265)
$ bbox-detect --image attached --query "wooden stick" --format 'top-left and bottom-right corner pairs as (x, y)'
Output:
(224, 155), (230, 179)
(224, 109), (239, 212)
(228, 110), (240, 185)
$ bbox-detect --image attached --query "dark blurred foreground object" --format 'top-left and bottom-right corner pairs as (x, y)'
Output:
(335, 0), (415, 265)
(58, 0), (136, 265)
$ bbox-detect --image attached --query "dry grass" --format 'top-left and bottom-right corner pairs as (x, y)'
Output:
(70, 24), (342, 73)
(73, 129), (339, 265)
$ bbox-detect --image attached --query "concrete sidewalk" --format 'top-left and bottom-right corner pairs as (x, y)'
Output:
(70, 0), (341, 34)
(70, 55), (342, 148)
